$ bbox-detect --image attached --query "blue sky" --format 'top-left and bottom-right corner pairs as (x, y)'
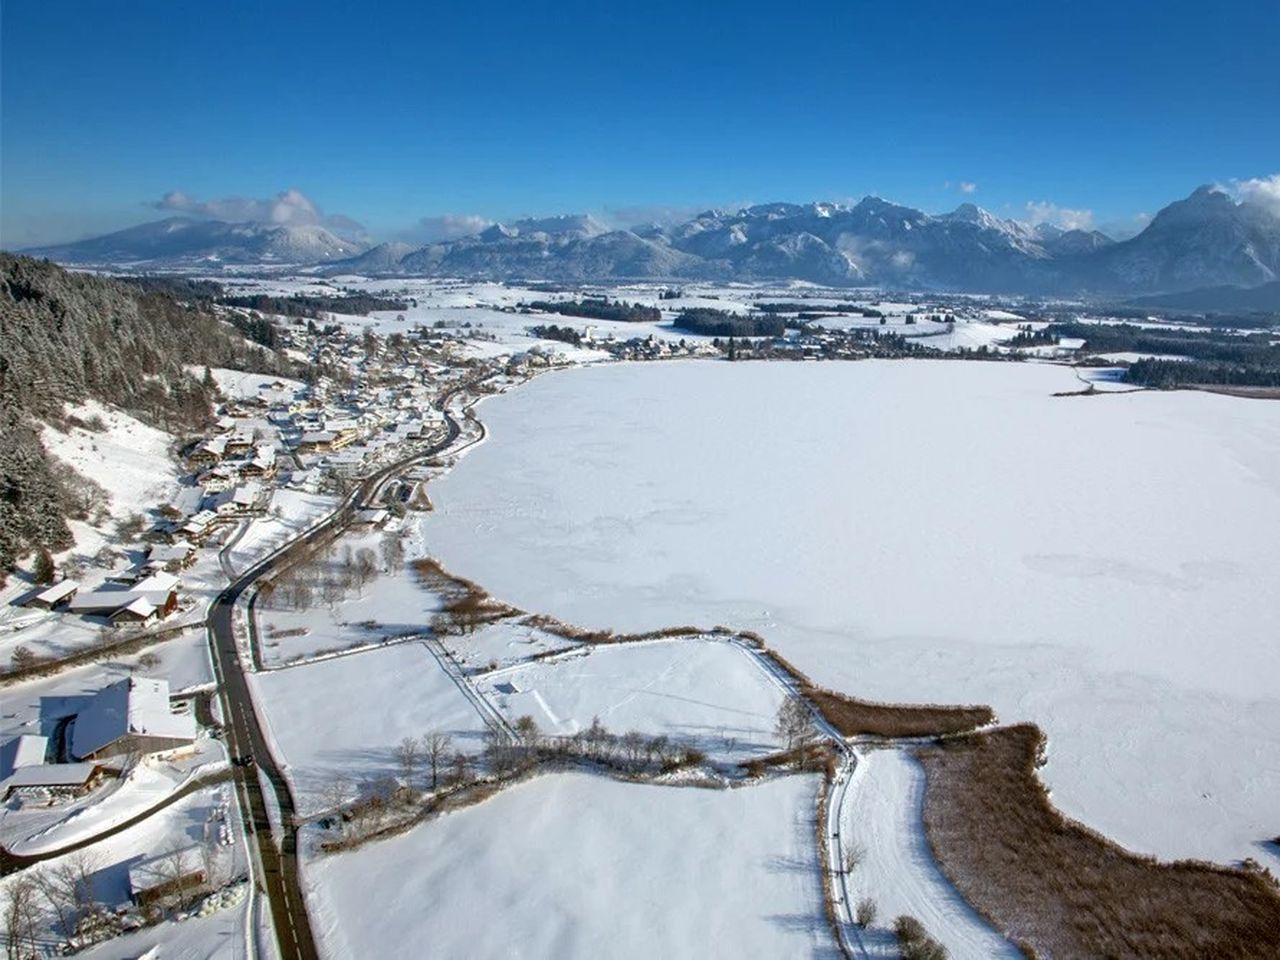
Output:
(3, 0), (1277, 246)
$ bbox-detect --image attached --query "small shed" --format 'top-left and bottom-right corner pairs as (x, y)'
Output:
(24, 579), (79, 610)
(128, 844), (208, 907)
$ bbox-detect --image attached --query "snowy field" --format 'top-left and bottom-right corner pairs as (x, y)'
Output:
(304, 772), (829, 959)
(255, 529), (439, 666)
(476, 638), (788, 765)
(423, 359), (1280, 868)
(248, 642), (492, 814)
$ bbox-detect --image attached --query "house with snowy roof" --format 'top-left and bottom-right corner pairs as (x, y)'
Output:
(70, 676), (196, 761)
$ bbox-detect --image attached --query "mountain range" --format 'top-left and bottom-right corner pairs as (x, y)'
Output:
(20, 186), (1280, 299)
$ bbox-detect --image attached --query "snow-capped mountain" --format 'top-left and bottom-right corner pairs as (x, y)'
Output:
(21, 186), (1280, 295)
(1087, 186), (1280, 292)
(24, 217), (368, 266)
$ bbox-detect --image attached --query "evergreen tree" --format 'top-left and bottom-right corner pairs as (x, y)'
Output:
(33, 547), (55, 585)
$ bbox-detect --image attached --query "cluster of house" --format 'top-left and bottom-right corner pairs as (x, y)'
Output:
(0, 675), (196, 801)
(25, 570), (182, 626)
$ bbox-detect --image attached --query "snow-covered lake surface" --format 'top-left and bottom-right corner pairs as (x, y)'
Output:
(304, 772), (829, 959)
(424, 359), (1280, 868)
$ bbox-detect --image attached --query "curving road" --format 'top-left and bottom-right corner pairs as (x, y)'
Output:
(207, 380), (480, 960)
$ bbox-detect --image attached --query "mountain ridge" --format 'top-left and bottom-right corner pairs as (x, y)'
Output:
(18, 187), (1280, 297)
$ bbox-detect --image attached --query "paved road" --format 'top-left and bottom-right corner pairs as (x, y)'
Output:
(206, 383), (475, 960)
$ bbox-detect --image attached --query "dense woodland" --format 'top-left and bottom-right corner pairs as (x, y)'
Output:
(0, 254), (284, 577)
(525, 298), (661, 323)
(115, 277), (410, 319)
(673, 308), (787, 338)
(1053, 320), (1280, 388)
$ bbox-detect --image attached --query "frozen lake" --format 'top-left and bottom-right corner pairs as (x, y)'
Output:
(426, 359), (1280, 867)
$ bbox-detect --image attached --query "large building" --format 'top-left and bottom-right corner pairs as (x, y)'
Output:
(70, 676), (196, 761)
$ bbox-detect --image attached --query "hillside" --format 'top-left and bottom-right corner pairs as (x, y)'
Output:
(0, 254), (285, 575)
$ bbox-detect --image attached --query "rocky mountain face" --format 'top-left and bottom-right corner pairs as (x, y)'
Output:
(19, 187), (1280, 297)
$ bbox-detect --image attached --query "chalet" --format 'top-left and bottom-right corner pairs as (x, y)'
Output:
(68, 571), (180, 622)
(180, 510), (219, 543)
(327, 452), (366, 480)
(239, 446), (277, 479)
(187, 437), (228, 467)
(208, 482), (263, 516)
(296, 430), (335, 454)
(109, 597), (158, 626)
(128, 844), (207, 907)
(171, 486), (205, 518)
(223, 431), (257, 456)
(24, 579), (79, 610)
(70, 676), (196, 761)
(147, 541), (196, 571)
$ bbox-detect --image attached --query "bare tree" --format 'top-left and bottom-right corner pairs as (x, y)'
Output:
(844, 841), (866, 874)
(855, 896), (878, 928)
(621, 730), (648, 768)
(32, 865), (74, 942)
(423, 732), (453, 790)
(354, 548), (378, 594)
(3, 874), (41, 960)
(449, 750), (473, 786)
(513, 714), (540, 745)
(776, 698), (817, 758)
(321, 774), (352, 818)
(393, 736), (420, 788)
(380, 531), (406, 575)
(320, 575), (345, 609)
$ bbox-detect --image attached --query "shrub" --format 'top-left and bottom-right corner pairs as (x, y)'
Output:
(855, 896), (877, 928)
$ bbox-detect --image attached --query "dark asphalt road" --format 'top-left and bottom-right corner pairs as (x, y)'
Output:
(206, 384), (470, 960)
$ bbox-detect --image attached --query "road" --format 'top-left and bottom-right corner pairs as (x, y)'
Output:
(206, 381), (478, 960)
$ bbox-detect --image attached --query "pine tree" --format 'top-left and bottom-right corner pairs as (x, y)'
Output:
(33, 547), (56, 585)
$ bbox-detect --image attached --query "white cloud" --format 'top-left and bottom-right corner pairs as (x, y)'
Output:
(152, 188), (365, 236)
(1024, 200), (1094, 231)
(414, 214), (493, 242)
(959, 181), (977, 194)
(1231, 173), (1280, 218)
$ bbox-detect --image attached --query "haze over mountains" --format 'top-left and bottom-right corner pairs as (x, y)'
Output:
(22, 185), (1280, 299)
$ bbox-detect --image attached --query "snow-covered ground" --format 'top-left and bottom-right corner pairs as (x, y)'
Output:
(0, 783), (250, 959)
(422, 358), (1280, 869)
(476, 638), (788, 765)
(840, 747), (1021, 958)
(0, 740), (225, 856)
(223, 488), (337, 575)
(40, 399), (179, 556)
(304, 771), (829, 959)
(436, 617), (581, 671)
(248, 641), (493, 815)
(255, 528), (439, 666)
